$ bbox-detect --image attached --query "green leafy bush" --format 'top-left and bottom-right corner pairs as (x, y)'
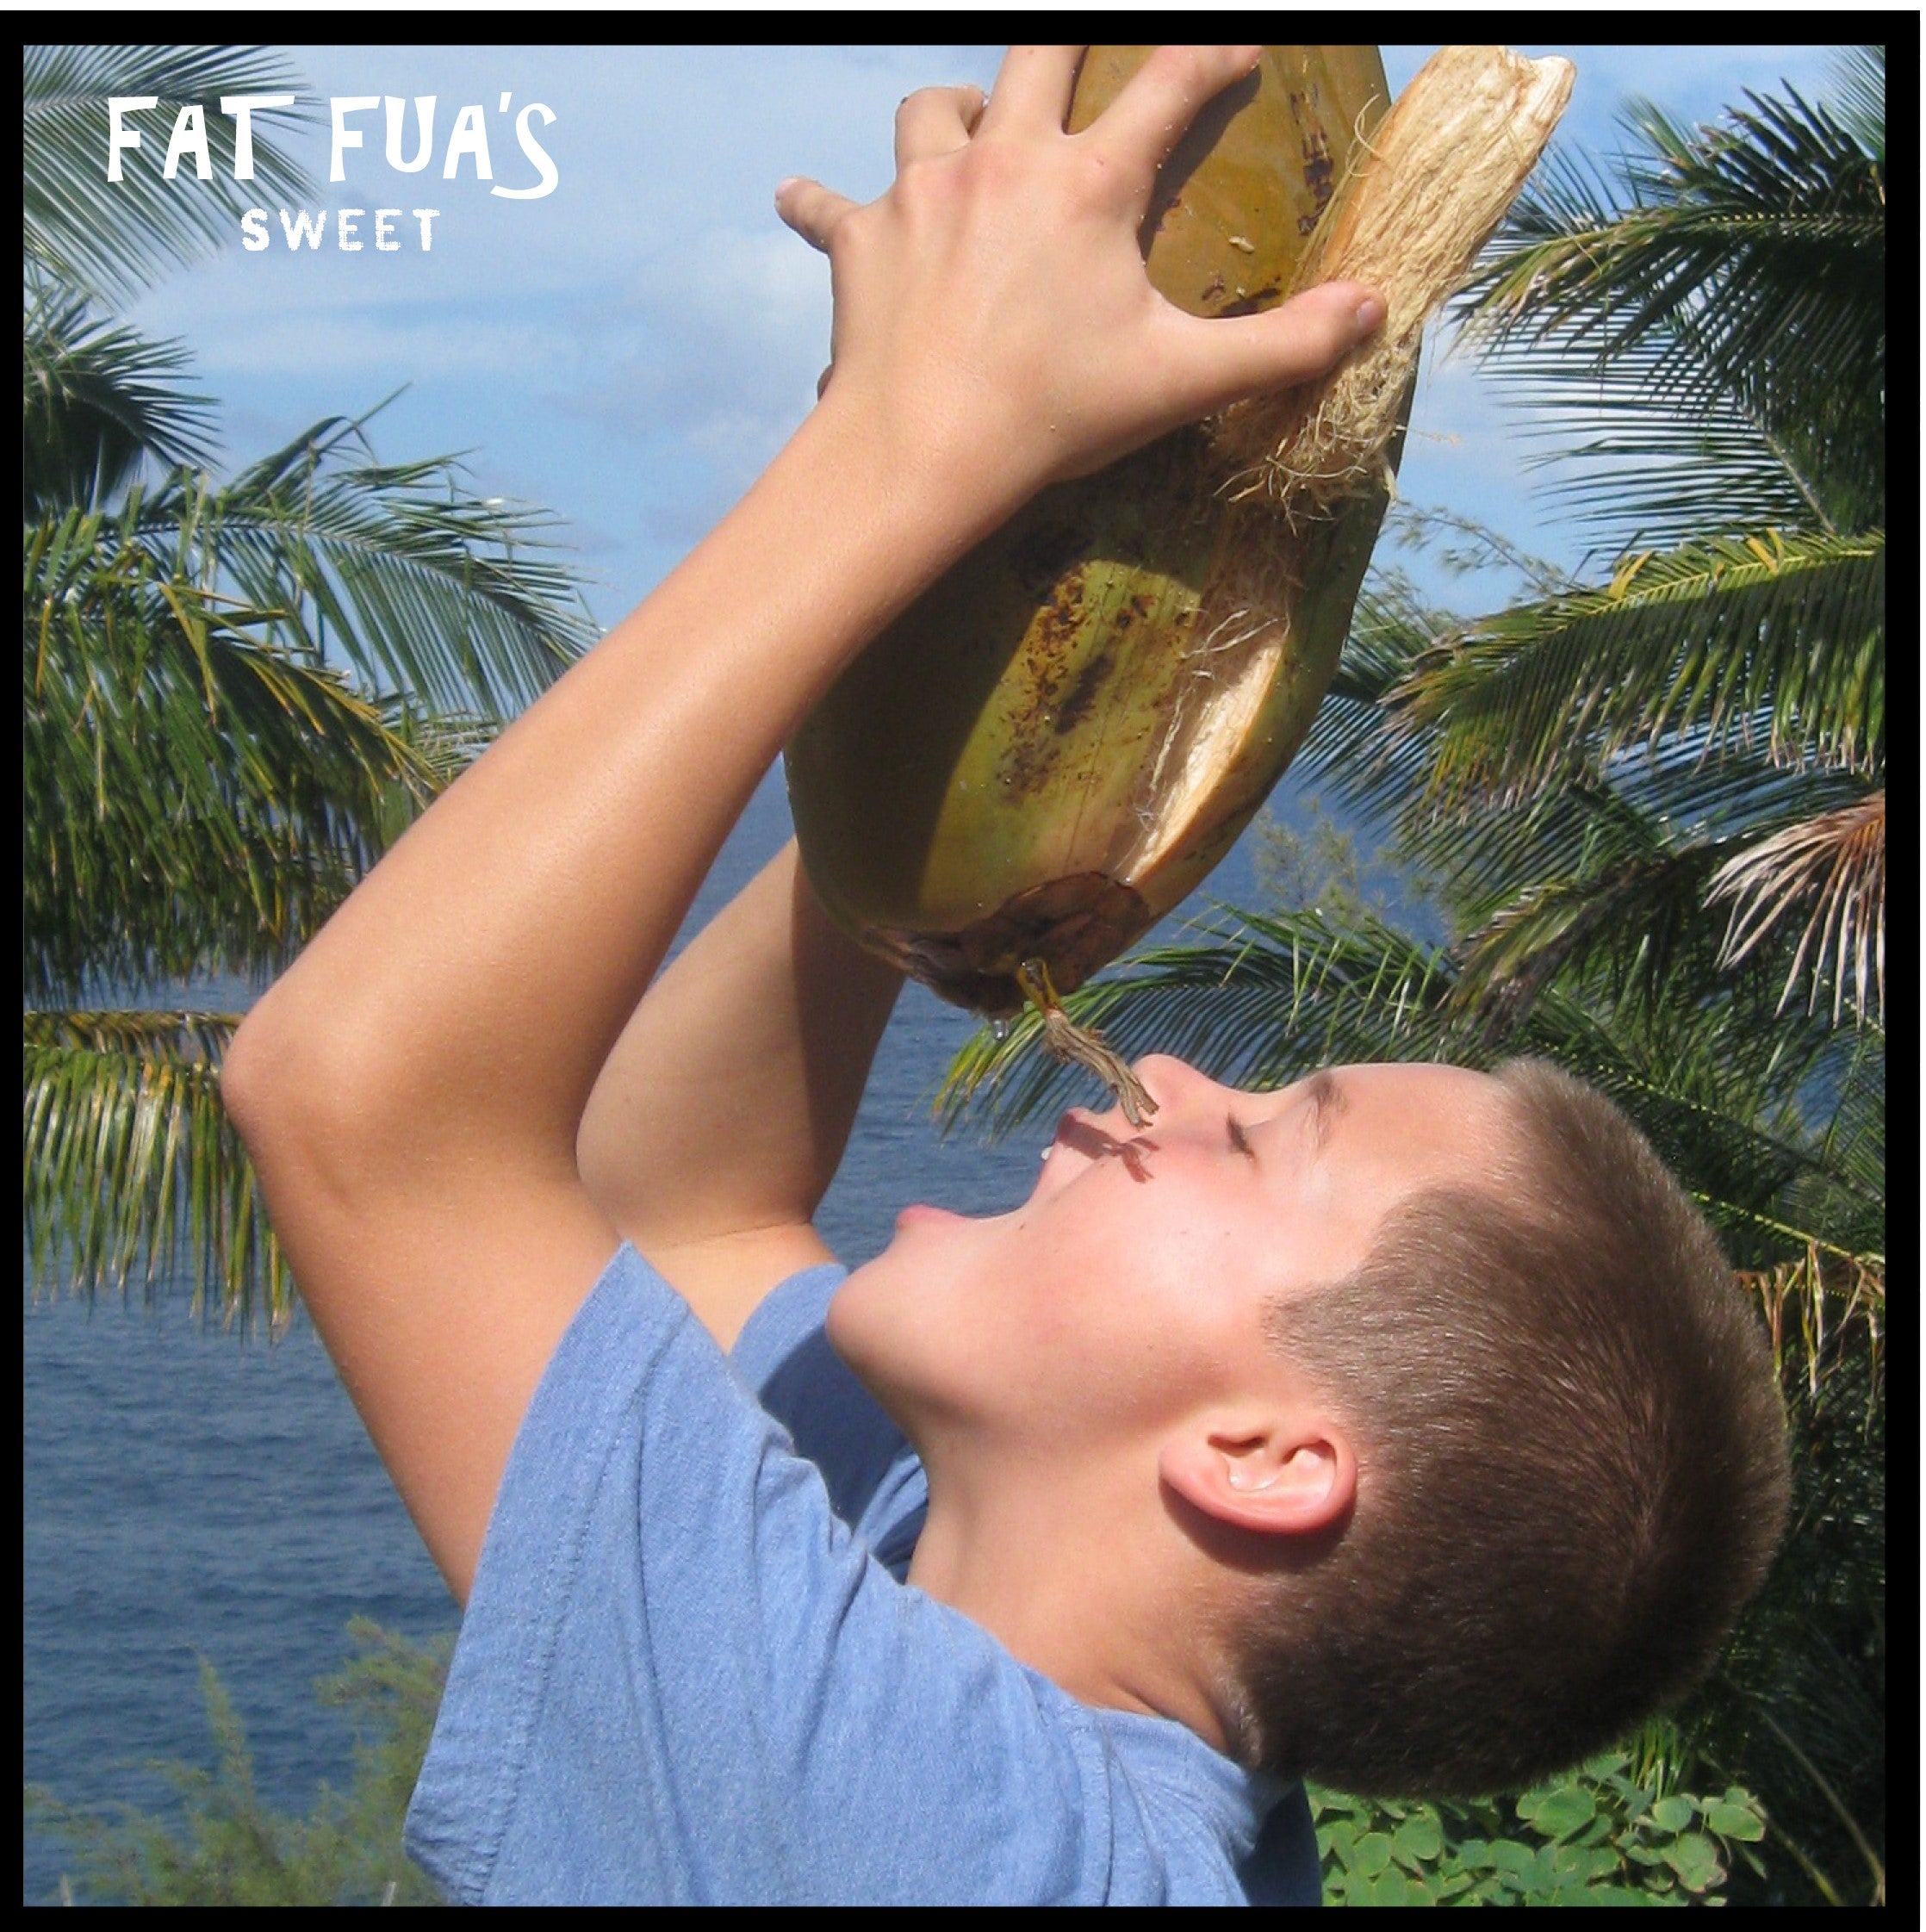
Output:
(24, 1618), (453, 1907)
(1309, 1749), (1767, 1905)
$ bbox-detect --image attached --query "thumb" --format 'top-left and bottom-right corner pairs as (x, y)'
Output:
(775, 175), (860, 254)
(1186, 280), (1387, 413)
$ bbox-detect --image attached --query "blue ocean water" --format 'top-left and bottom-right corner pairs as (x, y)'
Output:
(22, 761), (1413, 1904)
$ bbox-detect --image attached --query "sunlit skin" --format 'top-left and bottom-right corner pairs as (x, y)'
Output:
(828, 1055), (1522, 1753)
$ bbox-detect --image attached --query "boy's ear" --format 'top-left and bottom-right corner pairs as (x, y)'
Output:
(1158, 1412), (1356, 1538)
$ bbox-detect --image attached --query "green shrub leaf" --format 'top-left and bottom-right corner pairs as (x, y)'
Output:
(1700, 1800), (1766, 1842)
(1661, 1832), (1725, 1892)
(1350, 1829), (1394, 1878)
(1552, 1841), (1623, 1885)
(1391, 1812), (1443, 1865)
(1528, 1786), (1600, 1840)
(1649, 1795), (1698, 1834)
(1370, 1868), (1417, 1906)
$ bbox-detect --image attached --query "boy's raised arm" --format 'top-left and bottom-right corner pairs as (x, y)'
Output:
(575, 841), (904, 1350)
(219, 46), (1384, 1604)
(222, 369), (969, 1604)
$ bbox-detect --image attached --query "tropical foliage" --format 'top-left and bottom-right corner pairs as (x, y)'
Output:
(1308, 1750), (1768, 1906)
(26, 1619), (451, 1907)
(23, 46), (595, 1331)
(944, 49), (1884, 1906)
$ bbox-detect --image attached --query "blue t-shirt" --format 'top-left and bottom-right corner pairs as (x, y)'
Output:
(404, 1242), (1322, 1904)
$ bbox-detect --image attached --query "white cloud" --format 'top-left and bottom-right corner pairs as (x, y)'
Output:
(570, 224), (830, 433)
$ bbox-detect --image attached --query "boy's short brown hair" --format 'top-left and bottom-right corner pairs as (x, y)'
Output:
(1232, 1057), (1791, 1797)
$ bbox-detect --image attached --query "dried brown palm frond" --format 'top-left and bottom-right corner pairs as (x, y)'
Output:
(1707, 791), (1885, 1026)
(1737, 1242), (1884, 1407)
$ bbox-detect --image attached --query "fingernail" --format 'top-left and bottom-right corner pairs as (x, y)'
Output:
(1355, 295), (1387, 332)
(774, 177), (799, 204)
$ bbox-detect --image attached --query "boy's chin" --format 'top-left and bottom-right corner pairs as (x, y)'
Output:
(823, 1251), (904, 1363)
(823, 1263), (936, 1430)
(892, 1201), (970, 1235)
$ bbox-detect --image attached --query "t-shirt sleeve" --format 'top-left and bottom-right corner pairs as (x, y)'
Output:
(728, 1259), (928, 1571)
(403, 1243), (1120, 1906)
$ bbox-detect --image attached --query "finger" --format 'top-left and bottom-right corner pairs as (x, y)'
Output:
(1083, 44), (1263, 181)
(817, 363), (834, 401)
(979, 45), (1086, 135)
(774, 175), (860, 253)
(894, 84), (987, 169)
(1169, 281), (1386, 416)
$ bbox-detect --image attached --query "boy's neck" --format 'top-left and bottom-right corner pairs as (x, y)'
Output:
(906, 1450), (1241, 1758)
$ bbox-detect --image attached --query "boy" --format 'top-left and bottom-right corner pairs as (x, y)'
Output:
(222, 46), (1790, 1904)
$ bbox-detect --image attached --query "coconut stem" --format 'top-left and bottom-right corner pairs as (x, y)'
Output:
(1016, 958), (1158, 1127)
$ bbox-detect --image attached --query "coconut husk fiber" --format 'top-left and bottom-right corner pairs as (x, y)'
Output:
(1215, 47), (1576, 524)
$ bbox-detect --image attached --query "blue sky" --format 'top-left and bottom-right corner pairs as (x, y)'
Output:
(121, 42), (1850, 631)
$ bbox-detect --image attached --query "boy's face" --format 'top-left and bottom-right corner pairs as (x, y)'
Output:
(829, 1058), (1517, 1454)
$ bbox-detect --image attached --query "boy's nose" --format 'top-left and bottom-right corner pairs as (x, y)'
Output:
(1128, 1053), (1230, 1121)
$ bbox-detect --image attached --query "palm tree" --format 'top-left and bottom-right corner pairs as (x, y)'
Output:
(23, 47), (597, 1332)
(944, 48), (1884, 1905)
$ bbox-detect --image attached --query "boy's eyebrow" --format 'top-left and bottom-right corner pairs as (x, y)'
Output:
(1305, 1071), (1347, 1153)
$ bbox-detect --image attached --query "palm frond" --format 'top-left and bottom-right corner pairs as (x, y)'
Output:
(1389, 528), (1884, 806)
(1707, 791), (1885, 1026)
(1707, 1345), (1885, 1906)
(1301, 539), (1860, 869)
(23, 290), (216, 513)
(1289, 567), (1466, 836)
(24, 505), (456, 1004)
(1376, 500), (1579, 605)
(133, 421), (597, 719)
(1402, 736), (1848, 910)
(24, 45), (313, 301)
(1806, 1023), (1884, 1203)
(1828, 46), (1885, 165)
(1457, 81), (1885, 409)
(1455, 80), (1885, 543)
(23, 1008), (293, 1332)
(1451, 839), (1723, 1024)
(1439, 323), (1843, 556)
(1391, 751), (1873, 1025)
(1556, 730), (1867, 848)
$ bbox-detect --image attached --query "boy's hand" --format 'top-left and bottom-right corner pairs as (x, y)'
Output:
(776, 45), (1383, 531)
